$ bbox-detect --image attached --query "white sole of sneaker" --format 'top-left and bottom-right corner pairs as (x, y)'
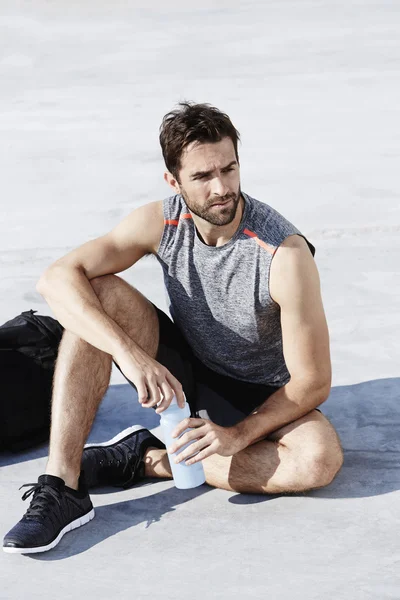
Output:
(84, 424), (147, 448)
(3, 508), (95, 554)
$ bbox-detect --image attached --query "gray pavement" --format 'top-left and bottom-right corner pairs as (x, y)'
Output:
(1, 1), (400, 598)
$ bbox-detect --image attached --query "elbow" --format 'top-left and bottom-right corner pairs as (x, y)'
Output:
(36, 263), (83, 297)
(298, 372), (331, 407)
(317, 385), (331, 405)
(36, 273), (50, 296)
(312, 361), (332, 405)
(36, 265), (63, 296)
(315, 376), (332, 405)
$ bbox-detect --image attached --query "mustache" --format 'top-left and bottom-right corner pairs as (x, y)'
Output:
(208, 193), (237, 207)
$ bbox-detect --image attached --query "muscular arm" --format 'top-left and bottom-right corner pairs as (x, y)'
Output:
(234, 234), (331, 447)
(36, 200), (164, 359)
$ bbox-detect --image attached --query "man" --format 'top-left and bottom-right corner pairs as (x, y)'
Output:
(3, 102), (343, 554)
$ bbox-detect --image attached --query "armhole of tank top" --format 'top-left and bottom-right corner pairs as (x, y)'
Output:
(298, 234), (316, 257)
(266, 252), (279, 308)
(274, 232), (315, 258)
(156, 197), (172, 258)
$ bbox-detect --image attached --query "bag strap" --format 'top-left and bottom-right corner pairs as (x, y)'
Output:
(20, 310), (63, 346)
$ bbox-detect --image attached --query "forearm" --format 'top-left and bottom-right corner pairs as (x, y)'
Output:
(37, 266), (138, 359)
(234, 378), (330, 449)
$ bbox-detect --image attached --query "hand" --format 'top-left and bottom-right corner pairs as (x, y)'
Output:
(168, 418), (243, 465)
(113, 346), (185, 413)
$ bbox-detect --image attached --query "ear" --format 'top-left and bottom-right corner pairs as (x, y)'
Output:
(164, 171), (181, 194)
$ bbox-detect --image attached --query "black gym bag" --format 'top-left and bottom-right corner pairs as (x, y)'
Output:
(0, 310), (64, 451)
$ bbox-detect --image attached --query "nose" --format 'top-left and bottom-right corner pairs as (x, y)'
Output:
(211, 175), (228, 197)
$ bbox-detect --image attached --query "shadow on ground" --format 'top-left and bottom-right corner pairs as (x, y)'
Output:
(28, 483), (211, 561)
(2, 378), (400, 502)
(311, 376), (400, 499)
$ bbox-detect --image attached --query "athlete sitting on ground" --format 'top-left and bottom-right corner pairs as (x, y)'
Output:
(3, 102), (343, 554)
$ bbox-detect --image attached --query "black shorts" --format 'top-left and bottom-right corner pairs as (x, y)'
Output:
(116, 305), (280, 428)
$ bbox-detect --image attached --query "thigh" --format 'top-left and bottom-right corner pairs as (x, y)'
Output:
(113, 303), (196, 404)
(91, 274), (160, 358)
(151, 305), (197, 409)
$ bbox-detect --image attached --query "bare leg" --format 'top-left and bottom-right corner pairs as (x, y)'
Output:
(144, 410), (343, 493)
(144, 449), (172, 479)
(46, 274), (159, 489)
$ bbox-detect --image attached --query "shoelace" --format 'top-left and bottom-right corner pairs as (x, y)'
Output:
(19, 483), (62, 520)
(90, 444), (138, 483)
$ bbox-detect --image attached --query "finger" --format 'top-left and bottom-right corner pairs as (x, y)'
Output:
(185, 443), (217, 465)
(171, 418), (207, 439)
(168, 428), (205, 454)
(174, 437), (210, 464)
(141, 379), (161, 408)
(165, 372), (185, 408)
(155, 382), (174, 414)
(136, 378), (148, 404)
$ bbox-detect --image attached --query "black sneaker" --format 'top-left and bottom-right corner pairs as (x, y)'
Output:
(3, 474), (94, 554)
(82, 425), (166, 489)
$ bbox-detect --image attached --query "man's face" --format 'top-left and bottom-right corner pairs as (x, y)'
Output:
(172, 137), (241, 227)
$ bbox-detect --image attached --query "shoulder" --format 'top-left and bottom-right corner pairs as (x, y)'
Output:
(135, 195), (183, 220)
(269, 235), (319, 306)
(272, 234), (313, 275)
(138, 199), (164, 217)
(127, 199), (164, 226)
(110, 200), (165, 254)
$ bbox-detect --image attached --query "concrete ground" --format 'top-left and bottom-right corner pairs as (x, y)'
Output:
(1, 1), (400, 598)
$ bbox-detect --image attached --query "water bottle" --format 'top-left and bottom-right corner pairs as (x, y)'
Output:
(159, 396), (206, 489)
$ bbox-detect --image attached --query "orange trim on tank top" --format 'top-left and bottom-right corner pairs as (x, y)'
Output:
(164, 213), (193, 226)
(243, 228), (276, 254)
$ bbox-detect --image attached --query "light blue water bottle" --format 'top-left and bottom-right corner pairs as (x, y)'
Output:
(160, 396), (206, 489)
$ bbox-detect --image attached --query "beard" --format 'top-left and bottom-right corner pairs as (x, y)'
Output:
(180, 186), (242, 227)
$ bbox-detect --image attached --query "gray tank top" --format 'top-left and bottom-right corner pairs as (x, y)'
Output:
(156, 191), (315, 387)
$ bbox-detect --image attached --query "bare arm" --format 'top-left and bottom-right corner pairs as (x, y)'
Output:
(37, 200), (164, 360)
(234, 234), (331, 447)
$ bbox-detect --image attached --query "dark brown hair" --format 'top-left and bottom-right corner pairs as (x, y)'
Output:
(159, 101), (240, 181)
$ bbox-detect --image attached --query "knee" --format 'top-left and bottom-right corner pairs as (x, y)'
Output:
(90, 274), (120, 298)
(90, 275), (139, 314)
(302, 442), (344, 490)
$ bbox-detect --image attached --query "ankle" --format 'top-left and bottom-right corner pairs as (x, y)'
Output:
(46, 461), (80, 490)
(144, 448), (171, 479)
